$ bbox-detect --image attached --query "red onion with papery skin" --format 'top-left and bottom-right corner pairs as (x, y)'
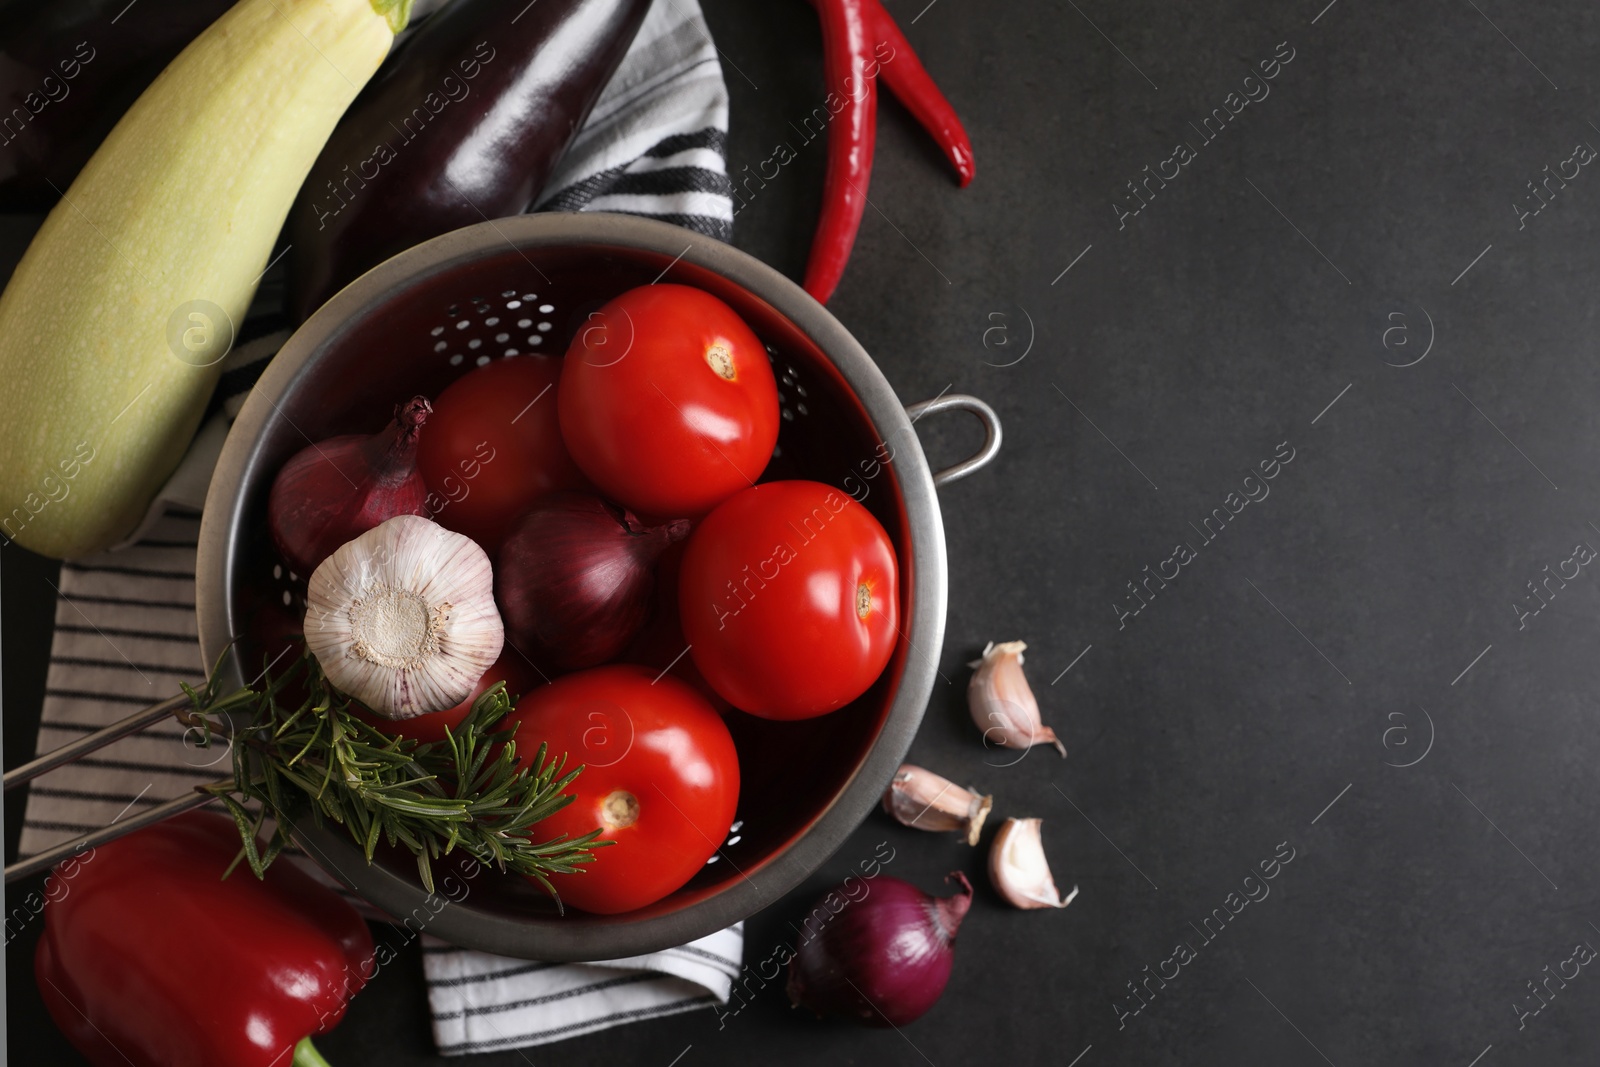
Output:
(267, 397), (432, 577)
(787, 872), (973, 1027)
(496, 491), (690, 671)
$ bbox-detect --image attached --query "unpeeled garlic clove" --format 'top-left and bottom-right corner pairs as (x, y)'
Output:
(304, 514), (504, 718)
(881, 763), (993, 846)
(989, 817), (1078, 910)
(967, 640), (1066, 757)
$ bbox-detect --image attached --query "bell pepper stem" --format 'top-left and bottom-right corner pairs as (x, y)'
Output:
(293, 1037), (334, 1067)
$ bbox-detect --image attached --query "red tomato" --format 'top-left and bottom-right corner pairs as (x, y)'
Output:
(417, 356), (588, 551)
(351, 648), (542, 746)
(510, 665), (739, 914)
(558, 284), (779, 518)
(679, 480), (899, 719)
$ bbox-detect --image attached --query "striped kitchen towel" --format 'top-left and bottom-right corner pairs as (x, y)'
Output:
(15, 0), (741, 1054)
(534, 3), (734, 241)
(422, 923), (744, 1054)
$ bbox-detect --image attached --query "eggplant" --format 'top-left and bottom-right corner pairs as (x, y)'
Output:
(0, 0), (235, 210)
(286, 0), (651, 321)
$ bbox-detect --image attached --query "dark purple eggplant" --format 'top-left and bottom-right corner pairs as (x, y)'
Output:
(285, 0), (650, 321)
(0, 0), (234, 211)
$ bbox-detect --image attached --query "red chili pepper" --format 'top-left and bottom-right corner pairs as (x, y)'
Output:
(865, 0), (975, 186)
(804, 0), (974, 304)
(804, 0), (878, 305)
(35, 811), (374, 1067)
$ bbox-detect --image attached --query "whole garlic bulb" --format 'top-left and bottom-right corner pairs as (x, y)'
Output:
(304, 515), (504, 718)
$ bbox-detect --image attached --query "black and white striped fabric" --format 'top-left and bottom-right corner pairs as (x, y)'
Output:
(422, 922), (744, 1054)
(18, 0), (742, 1054)
(535, 4), (735, 242)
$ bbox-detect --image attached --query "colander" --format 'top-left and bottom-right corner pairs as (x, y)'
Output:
(194, 212), (1000, 961)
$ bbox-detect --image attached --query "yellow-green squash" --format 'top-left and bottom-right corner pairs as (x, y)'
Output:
(0, 0), (410, 558)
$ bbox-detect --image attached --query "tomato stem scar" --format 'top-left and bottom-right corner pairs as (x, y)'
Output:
(705, 345), (735, 380)
(602, 789), (640, 829)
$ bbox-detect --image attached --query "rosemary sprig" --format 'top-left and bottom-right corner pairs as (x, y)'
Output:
(181, 650), (603, 903)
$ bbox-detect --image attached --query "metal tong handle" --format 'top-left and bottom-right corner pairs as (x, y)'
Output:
(4, 693), (227, 883)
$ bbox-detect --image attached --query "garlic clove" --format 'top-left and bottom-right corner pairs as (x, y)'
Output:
(881, 763), (993, 846)
(304, 514), (504, 718)
(989, 817), (1078, 910)
(967, 640), (1066, 757)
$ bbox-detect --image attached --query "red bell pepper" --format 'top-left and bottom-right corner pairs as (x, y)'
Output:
(36, 810), (374, 1067)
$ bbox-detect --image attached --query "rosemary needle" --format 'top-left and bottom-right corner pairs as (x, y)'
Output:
(181, 649), (603, 903)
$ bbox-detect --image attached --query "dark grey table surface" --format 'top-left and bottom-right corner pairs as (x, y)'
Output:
(9, 0), (1600, 1063)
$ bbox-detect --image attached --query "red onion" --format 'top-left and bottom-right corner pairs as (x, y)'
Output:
(267, 397), (432, 577)
(787, 872), (972, 1027)
(496, 492), (690, 670)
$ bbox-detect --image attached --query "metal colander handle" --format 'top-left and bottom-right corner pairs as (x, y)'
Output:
(904, 393), (1003, 487)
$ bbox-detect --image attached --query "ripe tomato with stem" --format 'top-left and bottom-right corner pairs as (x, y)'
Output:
(509, 665), (739, 914)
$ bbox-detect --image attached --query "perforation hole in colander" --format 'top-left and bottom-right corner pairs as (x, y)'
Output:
(432, 290), (559, 367)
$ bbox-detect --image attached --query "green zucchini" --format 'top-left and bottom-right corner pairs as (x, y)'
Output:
(0, 0), (411, 558)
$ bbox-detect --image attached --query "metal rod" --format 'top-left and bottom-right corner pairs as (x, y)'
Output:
(4, 784), (226, 883)
(3, 692), (193, 792)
